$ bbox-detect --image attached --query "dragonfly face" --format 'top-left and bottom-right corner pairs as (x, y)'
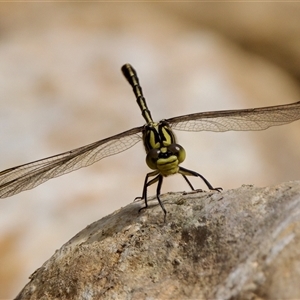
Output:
(143, 120), (186, 176)
(1, 63), (300, 222)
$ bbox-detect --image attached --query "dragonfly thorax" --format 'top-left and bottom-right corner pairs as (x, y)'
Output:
(142, 120), (176, 151)
(143, 120), (186, 176)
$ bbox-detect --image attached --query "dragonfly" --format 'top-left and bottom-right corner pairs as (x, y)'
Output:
(1, 63), (300, 221)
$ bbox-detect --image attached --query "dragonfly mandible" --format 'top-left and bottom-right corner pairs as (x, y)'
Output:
(1, 63), (300, 221)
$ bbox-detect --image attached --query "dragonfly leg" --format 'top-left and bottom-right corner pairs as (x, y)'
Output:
(155, 175), (167, 222)
(179, 166), (222, 192)
(181, 174), (195, 190)
(136, 171), (160, 213)
(134, 170), (159, 202)
(135, 171), (166, 221)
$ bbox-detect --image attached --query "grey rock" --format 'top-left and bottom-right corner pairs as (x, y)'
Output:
(16, 181), (300, 299)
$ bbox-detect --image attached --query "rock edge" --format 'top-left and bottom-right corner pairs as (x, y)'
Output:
(16, 181), (300, 300)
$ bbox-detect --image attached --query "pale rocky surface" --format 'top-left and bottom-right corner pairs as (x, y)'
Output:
(1, 3), (300, 298)
(16, 181), (300, 300)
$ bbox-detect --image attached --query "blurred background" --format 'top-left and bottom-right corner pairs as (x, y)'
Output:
(0, 3), (300, 298)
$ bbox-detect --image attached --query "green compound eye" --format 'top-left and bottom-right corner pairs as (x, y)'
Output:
(146, 148), (160, 170)
(168, 144), (186, 164)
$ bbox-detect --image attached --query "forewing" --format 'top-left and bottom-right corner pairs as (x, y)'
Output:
(0, 126), (143, 198)
(168, 101), (300, 132)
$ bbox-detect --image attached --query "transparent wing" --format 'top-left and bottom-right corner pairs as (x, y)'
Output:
(168, 101), (300, 132)
(0, 126), (143, 198)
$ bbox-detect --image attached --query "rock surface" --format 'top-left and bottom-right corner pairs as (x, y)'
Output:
(16, 181), (300, 300)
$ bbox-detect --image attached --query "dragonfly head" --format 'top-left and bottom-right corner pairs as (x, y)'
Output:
(143, 120), (186, 175)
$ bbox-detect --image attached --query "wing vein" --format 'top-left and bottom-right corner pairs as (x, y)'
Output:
(0, 127), (143, 198)
(168, 101), (300, 132)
